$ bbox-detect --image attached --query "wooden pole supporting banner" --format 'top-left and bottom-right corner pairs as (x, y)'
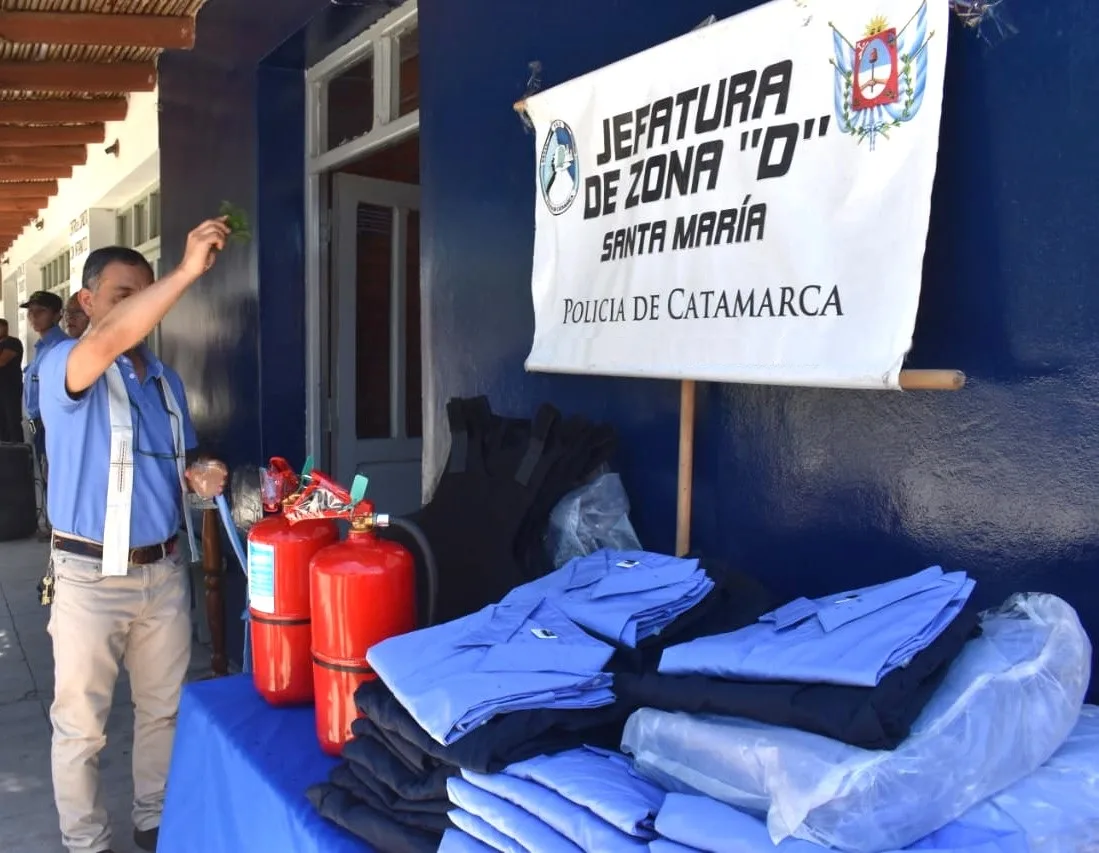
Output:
(671, 369), (965, 556)
(898, 369), (966, 391)
(675, 380), (696, 557)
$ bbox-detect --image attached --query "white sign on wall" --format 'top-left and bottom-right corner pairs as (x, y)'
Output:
(523, 0), (948, 390)
(68, 208), (116, 296)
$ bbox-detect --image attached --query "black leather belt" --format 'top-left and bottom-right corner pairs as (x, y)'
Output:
(52, 534), (178, 566)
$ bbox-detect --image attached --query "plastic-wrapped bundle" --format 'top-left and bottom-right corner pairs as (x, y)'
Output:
(622, 594), (1092, 852)
(545, 471), (642, 569)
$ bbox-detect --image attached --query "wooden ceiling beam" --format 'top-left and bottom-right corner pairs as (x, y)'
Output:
(0, 98), (127, 123)
(0, 12), (195, 50)
(0, 180), (57, 197)
(0, 197), (48, 213)
(0, 165), (73, 181)
(0, 124), (105, 146)
(0, 196), (48, 211)
(0, 62), (156, 94)
(0, 147), (86, 168)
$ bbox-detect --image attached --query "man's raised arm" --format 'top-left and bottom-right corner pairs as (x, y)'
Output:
(65, 218), (230, 396)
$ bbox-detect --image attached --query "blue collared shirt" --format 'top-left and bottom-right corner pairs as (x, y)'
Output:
(658, 567), (975, 687)
(38, 338), (197, 547)
(366, 598), (616, 746)
(438, 828), (496, 853)
(461, 746), (664, 850)
(447, 807), (528, 853)
(501, 747), (664, 838)
(503, 550), (714, 647)
(23, 324), (68, 419)
(448, 778), (584, 853)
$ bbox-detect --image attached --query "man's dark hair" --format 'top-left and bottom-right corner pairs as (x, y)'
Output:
(82, 246), (155, 291)
(0, 318), (8, 331)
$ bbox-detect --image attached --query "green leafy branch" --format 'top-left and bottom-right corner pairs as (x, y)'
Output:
(219, 200), (252, 244)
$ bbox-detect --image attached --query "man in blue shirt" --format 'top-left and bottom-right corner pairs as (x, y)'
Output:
(39, 217), (230, 853)
(21, 289), (67, 458)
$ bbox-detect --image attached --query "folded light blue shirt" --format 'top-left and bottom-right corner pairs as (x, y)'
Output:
(448, 809), (527, 853)
(654, 793), (1029, 853)
(659, 567), (975, 687)
(651, 841), (704, 853)
(366, 598), (616, 745)
(461, 747), (664, 850)
(448, 778), (583, 853)
(503, 549), (714, 647)
(502, 747), (664, 838)
(439, 828), (497, 853)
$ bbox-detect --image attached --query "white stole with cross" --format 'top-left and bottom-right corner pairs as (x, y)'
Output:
(102, 362), (198, 577)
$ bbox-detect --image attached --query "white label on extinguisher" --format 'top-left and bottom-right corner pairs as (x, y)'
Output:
(247, 540), (276, 615)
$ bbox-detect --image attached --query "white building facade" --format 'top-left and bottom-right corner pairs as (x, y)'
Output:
(1, 90), (162, 363)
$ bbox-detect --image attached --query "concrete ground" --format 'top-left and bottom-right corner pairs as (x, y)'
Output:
(0, 537), (213, 853)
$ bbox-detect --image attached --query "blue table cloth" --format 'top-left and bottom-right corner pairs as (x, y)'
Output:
(159, 675), (372, 853)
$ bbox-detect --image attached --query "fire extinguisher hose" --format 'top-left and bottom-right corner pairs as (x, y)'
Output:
(387, 515), (439, 628)
(215, 493), (253, 673)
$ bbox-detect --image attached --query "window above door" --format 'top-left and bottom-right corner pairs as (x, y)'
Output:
(308, 0), (420, 173)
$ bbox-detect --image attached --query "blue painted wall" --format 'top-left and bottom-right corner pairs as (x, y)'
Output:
(159, 0), (1098, 689)
(157, 0), (393, 665)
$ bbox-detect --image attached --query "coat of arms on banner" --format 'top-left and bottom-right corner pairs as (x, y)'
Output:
(538, 119), (580, 215)
(829, 1), (934, 150)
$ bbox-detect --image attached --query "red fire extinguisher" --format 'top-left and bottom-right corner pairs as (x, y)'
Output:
(285, 472), (438, 756)
(247, 458), (338, 706)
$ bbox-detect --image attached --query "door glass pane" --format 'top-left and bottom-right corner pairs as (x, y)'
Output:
(117, 211), (131, 246)
(327, 54), (375, 151)
(134, 201), (148, 245)
(405, 209), (422, 438)
(354, 202), (393, 440)
(397, 26), (419, 117)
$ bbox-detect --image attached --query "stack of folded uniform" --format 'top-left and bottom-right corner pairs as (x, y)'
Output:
(624, 592), (1095, 853)
(439, 746), (666, 852)
(617, 565), (983, 750)
(307, 548), (768, 853)
(377, 396), (618, 625)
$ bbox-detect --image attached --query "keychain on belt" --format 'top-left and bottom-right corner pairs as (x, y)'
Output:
(38, 556), (55, 606)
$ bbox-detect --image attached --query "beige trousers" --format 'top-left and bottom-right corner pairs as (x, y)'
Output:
(47, 547), (192, 853)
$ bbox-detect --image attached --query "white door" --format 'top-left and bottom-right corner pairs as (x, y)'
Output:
(331, 172), (423, 516)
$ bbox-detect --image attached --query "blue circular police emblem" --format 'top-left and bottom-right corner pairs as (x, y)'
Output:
(538, 120), (579, 216)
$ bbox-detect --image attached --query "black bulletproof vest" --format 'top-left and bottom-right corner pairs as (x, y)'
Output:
(380, 396), (616, 626)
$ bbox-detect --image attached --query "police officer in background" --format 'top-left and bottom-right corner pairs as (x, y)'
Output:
(38, 217), (231, 853)
(21, 289), (67, 470)
(63, 292), (90, 338)
(0, 318), (24, 442)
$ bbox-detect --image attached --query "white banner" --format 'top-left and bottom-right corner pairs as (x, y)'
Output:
(523, 0), (948, 389)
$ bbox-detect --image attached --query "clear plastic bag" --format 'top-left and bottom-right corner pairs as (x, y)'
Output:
(623, 594), (1092, 853)
(187, 458), (229, 500)
(230, 464), (264, 534)
(937, 704), (1099, 853)
(545, 470), (642, 568)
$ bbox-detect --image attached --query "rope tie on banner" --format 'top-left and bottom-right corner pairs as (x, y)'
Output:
(949, 0), (1017, 44)
(516, 61), (542, 132)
